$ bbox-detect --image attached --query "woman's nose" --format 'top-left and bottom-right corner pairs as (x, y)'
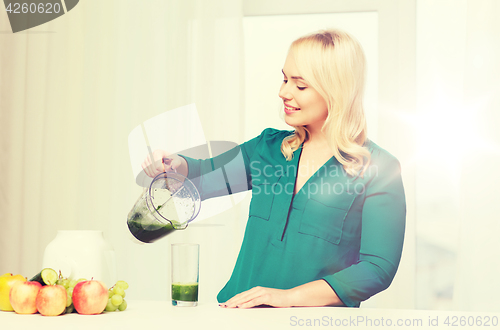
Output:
(279, 84), (291, 101)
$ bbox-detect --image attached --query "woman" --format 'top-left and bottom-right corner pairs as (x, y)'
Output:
(142, 29), (406, 308)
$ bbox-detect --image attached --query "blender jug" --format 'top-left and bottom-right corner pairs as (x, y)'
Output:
(127, 171), (201, 243)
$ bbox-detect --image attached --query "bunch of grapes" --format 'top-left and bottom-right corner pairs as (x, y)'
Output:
(105, 280), (129, 312)
(56, 272), (86, 314)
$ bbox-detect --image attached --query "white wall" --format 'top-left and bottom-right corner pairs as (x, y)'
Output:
(415, 0), (500, 312)
(415, 0), (467, 310)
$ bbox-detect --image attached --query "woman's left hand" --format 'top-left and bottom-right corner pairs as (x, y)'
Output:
(220, 286), (295, 309)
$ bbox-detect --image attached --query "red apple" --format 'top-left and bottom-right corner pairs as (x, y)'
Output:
(9, 281), (42, 314)
(36, 285), (67, 316)
(73, 280), (108, 315)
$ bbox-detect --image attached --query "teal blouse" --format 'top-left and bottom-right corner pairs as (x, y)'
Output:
(181, 128), (406, 307)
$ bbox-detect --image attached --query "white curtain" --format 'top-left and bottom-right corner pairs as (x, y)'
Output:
(0, 0), (244, 301)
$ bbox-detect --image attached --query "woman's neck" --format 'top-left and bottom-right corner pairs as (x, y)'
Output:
(304, 129), (331, 151)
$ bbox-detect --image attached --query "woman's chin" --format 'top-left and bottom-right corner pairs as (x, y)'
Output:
(284, 116), (301, 127)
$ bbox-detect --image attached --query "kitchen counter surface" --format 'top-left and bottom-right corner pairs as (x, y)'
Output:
(1, 300), (499, 330)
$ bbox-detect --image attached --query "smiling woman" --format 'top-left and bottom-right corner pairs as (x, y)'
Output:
(280, 30), (370, 178)
(142, 28), (406, 309)
(279, 57), (329, 133)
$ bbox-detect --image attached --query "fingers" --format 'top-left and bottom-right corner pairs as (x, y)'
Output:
(222, 287), (266, 309)
(220, 287), (292, 309)
(237, 296), (267, 309)
(161, 157), (179, 172)
(161, 156), (183, 174)
(223, 287), (257, 307)
(170, 157), (182, 171)
(141, 154), (161, 178)
(141, 150), (178, 178)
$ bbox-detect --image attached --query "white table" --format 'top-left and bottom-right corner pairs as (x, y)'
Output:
(1, 300), (499, 330)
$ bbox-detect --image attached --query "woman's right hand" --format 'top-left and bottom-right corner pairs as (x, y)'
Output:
(141, 150), (186, 178)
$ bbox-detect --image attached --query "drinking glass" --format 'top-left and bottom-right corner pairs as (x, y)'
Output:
(171, 243), (199, 306)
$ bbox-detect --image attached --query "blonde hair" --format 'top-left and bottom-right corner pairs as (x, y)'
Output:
(280, 29), (371, 177)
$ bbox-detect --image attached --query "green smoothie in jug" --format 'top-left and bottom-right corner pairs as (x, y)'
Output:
(127, 172), (199, 243)
(127, 211), (176, 243)
(126, 189), (185, 243)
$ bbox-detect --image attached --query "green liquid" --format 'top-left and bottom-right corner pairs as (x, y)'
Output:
(172, 283), (198, 302)
(127, 213), (176, 243)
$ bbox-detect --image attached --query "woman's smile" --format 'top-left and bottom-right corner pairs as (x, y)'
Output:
(284, 102), (300, 114)
(279, 53), (329, 132)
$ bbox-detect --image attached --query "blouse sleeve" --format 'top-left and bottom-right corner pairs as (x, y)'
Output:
(322, 151), (406, 307)
(179, 128), (276, 201)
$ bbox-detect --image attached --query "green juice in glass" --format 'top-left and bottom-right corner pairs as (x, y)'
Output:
(172, 282), (198, 303)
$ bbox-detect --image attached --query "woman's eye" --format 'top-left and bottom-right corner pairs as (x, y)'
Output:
(297, 86), (306, 90)
(283, 79), (288, 84)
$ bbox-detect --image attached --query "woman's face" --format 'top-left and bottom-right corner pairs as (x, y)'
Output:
(278, 52), (328, 133)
